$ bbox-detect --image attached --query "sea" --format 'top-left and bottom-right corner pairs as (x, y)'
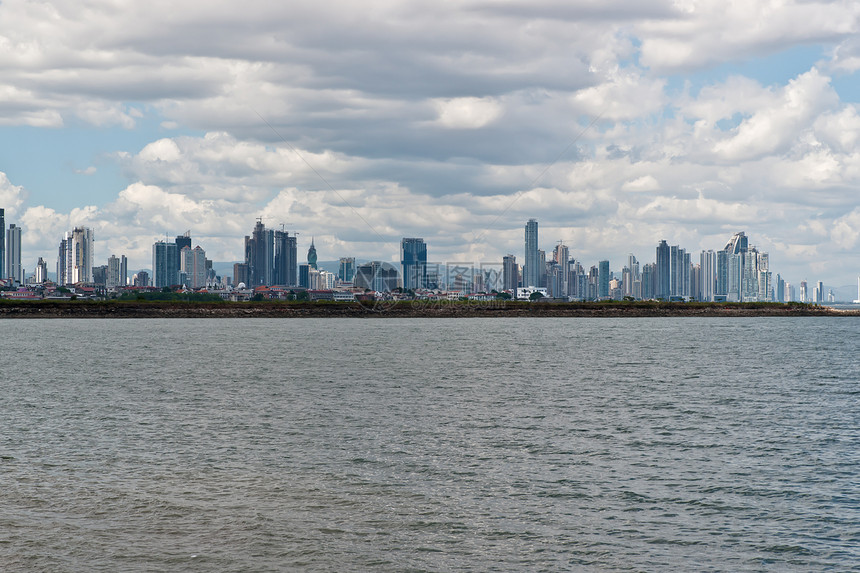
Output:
(1, 317), (858, 572)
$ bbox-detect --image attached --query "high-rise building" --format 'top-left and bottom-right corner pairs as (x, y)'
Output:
(106, 254), (128, 289)
(0, 208), (5, 278)
(299, 263), (310, 289)
(554, 243), (569, 295)
(6, 223), (22, 283)
(400, 238), (427, 290)
(57, 227), (94, 285)
(623, 254), (639, 298)
(354, 261), (399, 292)
(152, 240), (179, 288)
(35, 257), (48, 284)
(502, 254), (517, 291)
(338, 257), (356, 283)
(245, 220), (274, 287)
(307, 238), (318, 270)
(598, 260), (610, 299)
(134, 270), (150, 287)
(700, 250), (716, 302)
(524, 219), (539, 288)
(655, 240), (669, 299)
(181, 245), (207, 289)
(716, 250), (728, 298)
(274, 230), (298, 286)
(233, 263), (249, 287)
(175, 232), (191, 269)
(93, 265), (108, 286)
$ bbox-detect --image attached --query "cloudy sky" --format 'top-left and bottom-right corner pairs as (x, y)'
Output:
(1, 0), (859, 287)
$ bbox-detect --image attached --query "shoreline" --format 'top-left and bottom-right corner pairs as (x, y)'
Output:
(0, 300), (856, 318)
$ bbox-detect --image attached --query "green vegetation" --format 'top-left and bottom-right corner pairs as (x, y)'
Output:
(116, 291), (225, 303)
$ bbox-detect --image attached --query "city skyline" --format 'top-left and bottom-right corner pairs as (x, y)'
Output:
(0, 210), (856, 300)
(0, 2), (859, 286)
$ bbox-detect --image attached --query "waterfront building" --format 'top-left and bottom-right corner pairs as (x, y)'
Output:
(554, 243), (569, 295)
(307, 238), (318, 270)
(58, 227), (94, 285)
(538, 249), (547, 288)
(700, 250), (716, 302)
(175, 232), (191, 269)
(655, 240), (670, 299)
(524, 219), (539, 287)
(181, 246), (207, 289)
(245, 220), (274, 287)
(354, 261), (399, 292)
(716, 250), (728, 298)
(338, 257), (356, 283)
(854, 277), (860, 304)
(623, 254), (639, 298)
(233, 263), (249, 287)
(502, 254), (517, 291)
(6, 223), (22, 284)
(800, 280), (808, 303)
(35, 257), (48, 284)
(299, 264), (310, 289)
(152, 240), (179, 288)
(93, 265), (107, 286)
(0, 208), (4, 277)
(598, 260), (610, 299)
(400, 237), (427, 290)
(106, 254), (128, 288)
(274, 230), (297, 286)
(134, 270), (150, 287)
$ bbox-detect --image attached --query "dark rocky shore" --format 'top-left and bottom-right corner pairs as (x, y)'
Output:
(0, 300), (855, 318)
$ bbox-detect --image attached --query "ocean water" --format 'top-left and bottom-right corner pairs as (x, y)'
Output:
(1, 317), (858, 572)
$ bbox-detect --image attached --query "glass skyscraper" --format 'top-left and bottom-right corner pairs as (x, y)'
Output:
(400, 238), (427, 290)
(524, 219), (539, 288)
(655, 240), (669, 299)
(152, 240), (178, 288)
(0, 208), (5, 279)
(245, 220), (274, 286)
(6, 223), (21, 284)
(274, 230), (297, 286)
(339, 257), (356, 283)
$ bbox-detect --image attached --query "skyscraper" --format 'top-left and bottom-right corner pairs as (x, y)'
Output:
(502, 254), (518, 291)
(307, 238), (318, 270)
(181, 245), (207, 289)
(245, 220), (274, 286)
(0, 208), (5, 278)
(59, 227), (94, 284)
(6, 223), (22, 283)
(700, 250), (716, 302)
(175, 232), (191, 269)
(524, 219), (539, 288)
(400, 237), (427, 290)
(274, 230), (298, 286)
(338, 257), (356, 283)
(598, 260), (610, 299)
(152, 240), (179, 288)
(655, 240), (669, 299)
(554, 243), (569, 296)
(107, 255), (126, 288)
(35, 257), (48, 284)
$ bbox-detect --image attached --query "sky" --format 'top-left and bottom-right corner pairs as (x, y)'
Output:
(1, 0), (859, 288)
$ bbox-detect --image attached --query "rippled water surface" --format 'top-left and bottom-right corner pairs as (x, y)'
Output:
(2, 317), (859, 571)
